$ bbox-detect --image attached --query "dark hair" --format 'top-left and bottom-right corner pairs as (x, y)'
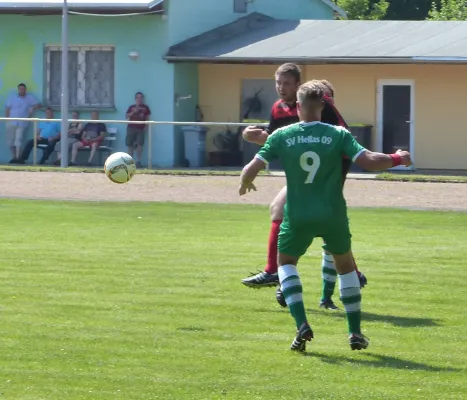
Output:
(320, 79), (335, 97)
(17, 83), (26, 88)
(135, 92), (144, 97)
(275, 63), (301, 83)
(45, 107), (53, 112)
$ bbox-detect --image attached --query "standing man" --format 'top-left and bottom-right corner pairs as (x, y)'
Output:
(239, 80), (412, 351)
(241, 64), (366, 310)
(5, 83), (40, 162)
(125, 92), (151, 168)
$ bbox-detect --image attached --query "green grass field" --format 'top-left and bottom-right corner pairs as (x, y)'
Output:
(0, 200), (466, 400)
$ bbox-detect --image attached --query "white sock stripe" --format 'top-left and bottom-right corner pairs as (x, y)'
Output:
(322, 274), (337, 283)
(281, 278), (302, 291)
(322, 261), (336, 271)
(278, 264), (298, 282)
(344, 302), (361, 313)
(341, 287), (360, 297)
(339, 271), (360, 289)
(286, 293), (303, 305)
(322, 252), (334, 263)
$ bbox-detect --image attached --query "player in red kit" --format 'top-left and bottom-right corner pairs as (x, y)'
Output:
(241, 64), (367, 310)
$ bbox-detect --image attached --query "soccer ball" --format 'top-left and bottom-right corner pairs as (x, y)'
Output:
(104, 152), (136, 184)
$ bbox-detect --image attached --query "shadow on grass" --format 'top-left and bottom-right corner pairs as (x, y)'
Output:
(253, 307), (286, 314)
(306, 352), (460, 372)
(307, 309), (442, 327)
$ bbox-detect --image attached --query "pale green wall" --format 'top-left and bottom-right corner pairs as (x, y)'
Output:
(250, 0), (334, 19)
(0, 14), (176, 167)
(173, 63), (199, 166)
(166, 0), (335, 47)
(0, 0), (337, 166)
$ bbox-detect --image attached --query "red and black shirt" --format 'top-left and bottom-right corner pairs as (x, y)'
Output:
(266, 97), (348, 133)
(322, 96), (349, 130)
(126, 104), (151, 130)
(266, 97), (352, 178)
(266, 99), (299, 134)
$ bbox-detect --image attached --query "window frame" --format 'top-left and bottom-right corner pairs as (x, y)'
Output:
(44, 45), (115, 110)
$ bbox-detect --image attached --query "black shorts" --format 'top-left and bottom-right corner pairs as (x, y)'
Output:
(341, 158), (352, 186)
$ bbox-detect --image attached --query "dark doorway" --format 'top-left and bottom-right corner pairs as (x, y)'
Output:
(381, 85), (412, 154)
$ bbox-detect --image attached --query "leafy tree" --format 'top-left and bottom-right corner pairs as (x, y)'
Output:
(384, 0), (435, 20)
(336, 0), (389, 20)
(334, 0), (466, 22)
(427, 0), (467, 20)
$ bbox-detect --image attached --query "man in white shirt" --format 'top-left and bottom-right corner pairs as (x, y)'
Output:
(5, 83), (40, 161)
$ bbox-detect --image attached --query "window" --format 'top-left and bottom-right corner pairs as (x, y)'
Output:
(233, 0), (247, 13)
(45, 45), (115, 108)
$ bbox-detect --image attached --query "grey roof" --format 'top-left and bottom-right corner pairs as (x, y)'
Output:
(165, 13), (467, 64)
(0, 0), (163, 13)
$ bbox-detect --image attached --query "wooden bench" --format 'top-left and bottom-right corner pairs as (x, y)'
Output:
(38, 127), (117, 166)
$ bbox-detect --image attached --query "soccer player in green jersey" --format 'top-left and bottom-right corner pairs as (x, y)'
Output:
(239, 80), (412, 352)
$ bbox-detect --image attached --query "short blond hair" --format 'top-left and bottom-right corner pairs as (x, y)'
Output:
(297, 80), (325, 106)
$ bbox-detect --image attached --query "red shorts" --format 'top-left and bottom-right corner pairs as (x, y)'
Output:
(81, 138), (103, 147)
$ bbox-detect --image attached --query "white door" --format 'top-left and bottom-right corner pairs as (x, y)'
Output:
(376, 80), (415, 170)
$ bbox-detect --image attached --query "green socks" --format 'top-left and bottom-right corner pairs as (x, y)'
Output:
(278, 264), (307, 329)
(339, 271), (362, 334)
(321, 252), (337, 302)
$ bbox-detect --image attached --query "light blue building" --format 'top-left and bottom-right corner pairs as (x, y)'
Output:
(0, 0), (345, 167)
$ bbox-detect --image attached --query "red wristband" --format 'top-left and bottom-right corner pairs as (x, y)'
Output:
(390, 153), (402, 167)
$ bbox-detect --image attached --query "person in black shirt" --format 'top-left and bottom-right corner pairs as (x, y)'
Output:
(241, 64), (367, 310)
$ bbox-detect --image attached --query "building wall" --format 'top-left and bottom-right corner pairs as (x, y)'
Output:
(250, 0), (333, 20)
(166, 0), (239, 46)
(198, 64), (309, 153)
(0, 14), (176, 167)
(173, 63), (199, 166)
(305, 64), (467, 170)
(166, 0), (334, 46)
(199, 63), (467, 170)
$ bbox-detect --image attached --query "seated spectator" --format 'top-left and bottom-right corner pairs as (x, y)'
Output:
(12, 107), (61, 165)
(54, 111), (83, 165)
(70, 110), (106, 166)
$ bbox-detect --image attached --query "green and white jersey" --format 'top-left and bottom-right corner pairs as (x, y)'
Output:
(256, 122), (366, 224)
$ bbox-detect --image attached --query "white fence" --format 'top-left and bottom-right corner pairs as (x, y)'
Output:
(0, 117), (268, 168)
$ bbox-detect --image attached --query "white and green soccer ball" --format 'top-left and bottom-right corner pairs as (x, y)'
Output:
(104, 152), (136, 184)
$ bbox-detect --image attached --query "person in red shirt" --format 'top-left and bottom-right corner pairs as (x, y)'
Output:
(241, 64), (367, 310)
(126, 92), (151, 168)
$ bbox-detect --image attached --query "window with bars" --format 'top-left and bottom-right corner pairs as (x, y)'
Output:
(45, 45), (115, 108)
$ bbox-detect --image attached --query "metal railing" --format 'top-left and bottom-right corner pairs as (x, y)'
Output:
(0, 117), (268, 169)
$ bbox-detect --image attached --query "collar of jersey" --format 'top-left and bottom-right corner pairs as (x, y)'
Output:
(299, 121), (321, 127)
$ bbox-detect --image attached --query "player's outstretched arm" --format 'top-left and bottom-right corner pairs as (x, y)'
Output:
(239, 158), (265, 195)
(355, 149), (412, 171)
(242, 126), (269, 146)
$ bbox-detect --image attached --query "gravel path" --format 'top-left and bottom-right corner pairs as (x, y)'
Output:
(0, 171), (465, 211)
